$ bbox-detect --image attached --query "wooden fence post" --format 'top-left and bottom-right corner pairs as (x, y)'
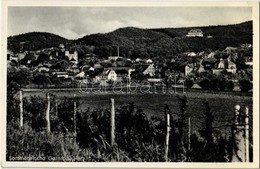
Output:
(245, 106), (249, 162)
(188, 117), (191, 151)
(165, 113), (170, 162)
(19, 90), (23, 127)
(234, 104), (240, 125)
(45, 93), (51, 134)
(55, 99), (58, 117)
(110, 98), (115, 146)
(74, 94), (77, 137)
(232, 104), (246, 162)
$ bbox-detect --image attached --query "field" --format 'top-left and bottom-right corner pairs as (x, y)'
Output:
(23, 89), (253, 135)
(7, 88), (253, 162)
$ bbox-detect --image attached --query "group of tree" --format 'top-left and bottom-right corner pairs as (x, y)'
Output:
(8, 21), (252, 60)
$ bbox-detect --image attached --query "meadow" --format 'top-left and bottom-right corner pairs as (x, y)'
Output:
(7, 89), (253, 162)
(23, 90), (253, 134)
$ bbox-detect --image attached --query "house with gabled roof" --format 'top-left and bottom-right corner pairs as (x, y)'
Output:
(95, 67), (130, 82)
(212, 57), (237, 75)
(65, 50), (78, 64)
(131, 63), (156, 77)
(185, 62), (205, 76)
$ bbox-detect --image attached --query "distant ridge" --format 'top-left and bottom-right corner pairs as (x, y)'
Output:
(8, 21), (252, 57)
(8, 32), (70, 52)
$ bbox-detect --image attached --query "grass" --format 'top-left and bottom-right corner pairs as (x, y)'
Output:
(23, 90), (252, 135)
(8, 89), (253, 162)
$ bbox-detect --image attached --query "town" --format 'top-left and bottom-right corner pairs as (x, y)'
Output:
(5, 5), (255, 164)
(7, 28), (253, 93)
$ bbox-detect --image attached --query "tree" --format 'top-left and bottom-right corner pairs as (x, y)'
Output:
(200, 100), (214, 145)
(239, 79), (252, 92)
(170, 94), (188, 161)
(225, 80), (234, 91)
(185, 79), (194, 89)
(33, 73), (51, 89)
(199, 78), (210, 90)
(7, 67), (32, 90)
(7, 67), (32, 122)
(36, 52), (49, 64)
(106, 79), (114, 87)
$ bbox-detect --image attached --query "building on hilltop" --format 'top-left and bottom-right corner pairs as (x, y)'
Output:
(186, 29), (203, 37)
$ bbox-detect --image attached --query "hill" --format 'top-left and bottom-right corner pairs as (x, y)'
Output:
(75, 21), (252, 58)
(8, 32), (70, 52)
(8, 21), (252, 59)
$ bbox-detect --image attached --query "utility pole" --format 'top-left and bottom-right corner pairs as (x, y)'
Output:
(117, 46), (119, 57)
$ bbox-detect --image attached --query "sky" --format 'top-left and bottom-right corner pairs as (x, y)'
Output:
(8, 7), (252, 39)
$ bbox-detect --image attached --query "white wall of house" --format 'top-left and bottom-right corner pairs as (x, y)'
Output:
(143, 64), (155, 76)
(65, 51), (78, 64)
(185, 65), (193, 76)
(107, 70), (117, 81)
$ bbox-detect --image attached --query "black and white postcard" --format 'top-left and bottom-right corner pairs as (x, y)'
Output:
(1, 0), (259, 168)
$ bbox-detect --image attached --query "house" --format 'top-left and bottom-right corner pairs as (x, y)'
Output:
(143, 64), (156, 76)
(146, 59), (153, 64)
(185, 64), (194, 76)
(94, 63), (103, 69)
(241, 43), (252, 49)
(65, 51), (78, 64)
(59, 44), (66, 52)
(52, 71), (69, 78)
(207, 52), (216, 59)
(185, 62), (205, 76)
(95, 67), (130, 82)
(108, 56), (122, 61)
(212, 57), (237, 75)
(89, 67), (95, 71)
(130, 63), (156, 77)
(191, 84), (202, 89)
(186, 29), (203, 37)
(76, 71), (85, 78)
(52, 60), (69, 71)
(135, 58), (142, 62)
(38, 67), (50, 72)
(224, 47), (237, 53)
(187, 52), (196, 57)
(7, 50), (14, 60)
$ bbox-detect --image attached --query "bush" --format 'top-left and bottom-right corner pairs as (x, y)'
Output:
(7, 95), (234, 162)
(239, 79), (252, 92)
(199, 78), (210, 90)
(185, 79), (194, 89)
(225, 81), (234, 91)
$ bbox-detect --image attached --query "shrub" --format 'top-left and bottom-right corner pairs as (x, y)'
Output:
(199, 78), (210, 90)
(239, 79), (252, 92)
(185, 79), (194, 89)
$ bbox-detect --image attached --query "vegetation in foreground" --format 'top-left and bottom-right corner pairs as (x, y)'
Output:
(7, 92), (253, 162)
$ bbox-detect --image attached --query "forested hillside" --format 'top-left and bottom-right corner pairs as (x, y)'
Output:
(8, 32), (70, 53)
(8, 21), (252, 59)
